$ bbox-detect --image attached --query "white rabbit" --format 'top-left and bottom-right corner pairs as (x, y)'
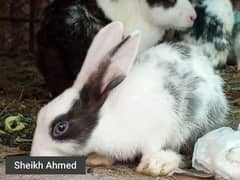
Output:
(31, 22), (228, 176)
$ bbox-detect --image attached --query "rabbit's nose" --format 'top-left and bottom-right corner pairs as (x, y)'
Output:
(189, 13), (197, 23)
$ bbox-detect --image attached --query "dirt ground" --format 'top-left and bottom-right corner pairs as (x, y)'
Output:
(0, 54), (240, 180)
(0, 162), (214, 180)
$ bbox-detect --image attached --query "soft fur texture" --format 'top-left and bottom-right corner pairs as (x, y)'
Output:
(182, 0), (234, 67)
(37, 0), (196, 96)
(31, 22), (228, 176)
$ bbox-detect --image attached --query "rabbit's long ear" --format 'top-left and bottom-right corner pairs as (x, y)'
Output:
(73, 22), (140, 108)
(101, 31), (141, 93)
(74, 22), (124, 89)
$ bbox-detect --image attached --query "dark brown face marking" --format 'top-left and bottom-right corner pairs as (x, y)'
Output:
(50, 38), (130, 144)
(146, 0), (177, 8)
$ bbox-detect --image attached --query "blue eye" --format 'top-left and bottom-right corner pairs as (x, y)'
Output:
(53, 121), (69, 137)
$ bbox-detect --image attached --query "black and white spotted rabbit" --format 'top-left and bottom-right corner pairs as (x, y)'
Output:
(31, 22), (228, 176)
(181, 0), (234, 68)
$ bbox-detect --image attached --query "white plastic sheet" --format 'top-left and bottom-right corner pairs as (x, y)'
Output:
(192, 126), (240, 180)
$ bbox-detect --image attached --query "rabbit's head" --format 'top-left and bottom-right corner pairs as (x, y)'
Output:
(31, 22), (141, 156)
(143, 0), (197, 30)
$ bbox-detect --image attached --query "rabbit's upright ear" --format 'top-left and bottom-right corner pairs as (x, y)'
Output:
(74, 22), (141, 93)
(74, 22), (124, 89)
(73, 22), (140, 107)
(101, 31), (141, 93)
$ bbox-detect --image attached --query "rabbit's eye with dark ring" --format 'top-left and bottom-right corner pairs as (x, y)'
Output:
(53, 121), (69, 137)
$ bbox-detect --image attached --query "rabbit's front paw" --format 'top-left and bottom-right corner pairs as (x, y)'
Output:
(86, 153), (115, 167)
(136, 150), (182, 176)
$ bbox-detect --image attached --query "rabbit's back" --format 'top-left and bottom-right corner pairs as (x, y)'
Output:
(143, 43), (228, 153)
(89, 43), (228, 158)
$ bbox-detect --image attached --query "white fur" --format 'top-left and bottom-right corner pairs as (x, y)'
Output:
(31, 88), (82, 156)
(82, 44), (226, 160)
(205, 0), (234, 32)
(183, 0), (234, 67)
(136, 150), (182, 176)
(96, 0), (196, 52)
